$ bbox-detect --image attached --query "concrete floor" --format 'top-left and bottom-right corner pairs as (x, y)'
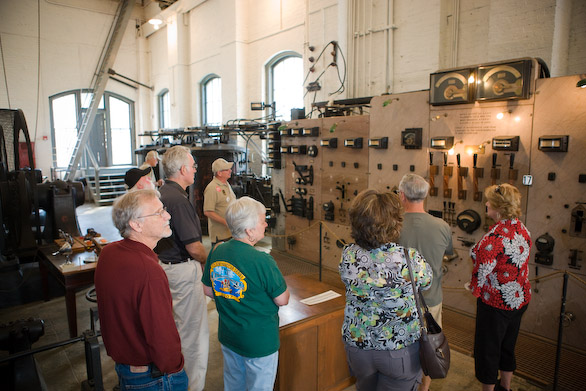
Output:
(0, 277), (545, 391)
(0, 202), (547, 391)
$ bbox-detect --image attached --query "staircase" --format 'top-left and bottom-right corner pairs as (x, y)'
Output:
(84, 167), (129, 205)
(64, 0), (135, 181)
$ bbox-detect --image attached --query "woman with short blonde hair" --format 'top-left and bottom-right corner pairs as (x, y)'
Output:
(470, 183), (531, 391)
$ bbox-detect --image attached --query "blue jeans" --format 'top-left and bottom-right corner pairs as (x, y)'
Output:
(115, 363), (188, 391)
(221, 344), (278, 391)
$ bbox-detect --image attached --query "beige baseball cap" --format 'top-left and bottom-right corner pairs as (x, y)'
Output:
(212, 158), (234, 174)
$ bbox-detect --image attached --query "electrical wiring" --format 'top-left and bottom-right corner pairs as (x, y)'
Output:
(302, 41), (337, 86)
(329, 41), (347, 95)
(303, 41), (348, 99)
(303, 66), (331, 98)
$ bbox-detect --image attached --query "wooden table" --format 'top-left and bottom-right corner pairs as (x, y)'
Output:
(38, 245), (98, 338)
(276, 274), (354, 391)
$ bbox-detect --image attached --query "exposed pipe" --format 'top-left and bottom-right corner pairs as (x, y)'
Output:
(368, 0), (373, 96)
(451, 0), (460, 67)
(551, 0), (571, 76)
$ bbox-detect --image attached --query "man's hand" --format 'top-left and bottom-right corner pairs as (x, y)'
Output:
(204, 210), (228, 227)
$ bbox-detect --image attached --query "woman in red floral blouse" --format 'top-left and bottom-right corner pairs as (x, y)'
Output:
(469, 183), (531, 391)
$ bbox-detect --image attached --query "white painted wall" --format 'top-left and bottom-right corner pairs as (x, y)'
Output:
(1, 0), (585, 176)
(0, 0), (144, 172)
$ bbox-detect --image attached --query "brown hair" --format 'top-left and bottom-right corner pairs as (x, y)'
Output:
(349, 189), (404, 250)
(484, 183), (522, 220)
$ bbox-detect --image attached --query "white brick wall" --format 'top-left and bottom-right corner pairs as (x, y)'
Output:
(1, 0), (585, 173)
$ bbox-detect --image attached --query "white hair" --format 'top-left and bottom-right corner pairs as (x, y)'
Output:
(225, 197), (266, 239)
(399, 173), (430, 202)
(162, 145), (191, 178)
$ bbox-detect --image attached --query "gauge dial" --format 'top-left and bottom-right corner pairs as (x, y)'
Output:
(430, 69), (474, 105)
(476, 60), (532, 101)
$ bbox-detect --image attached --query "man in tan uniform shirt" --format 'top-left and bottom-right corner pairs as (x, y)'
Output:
(203, 158), (236, 245)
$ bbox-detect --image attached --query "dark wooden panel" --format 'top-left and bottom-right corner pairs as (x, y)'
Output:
(277, 325), (318, 391)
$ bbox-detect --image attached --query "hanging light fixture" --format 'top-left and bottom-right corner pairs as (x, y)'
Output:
(148, 18), (163, 30)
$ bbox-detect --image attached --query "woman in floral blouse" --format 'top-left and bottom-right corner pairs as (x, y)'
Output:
(470, 183), (531, 391)
(339, 189), (432, 391)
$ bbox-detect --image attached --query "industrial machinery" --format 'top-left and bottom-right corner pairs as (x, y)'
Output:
(0, 109), (85, 261)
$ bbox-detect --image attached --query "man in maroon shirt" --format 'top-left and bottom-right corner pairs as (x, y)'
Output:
(95, 189), (188, 390)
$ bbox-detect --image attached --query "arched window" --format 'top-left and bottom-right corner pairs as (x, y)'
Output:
(201, 75), (222, 126)
(49, 90), (135, 168)
(158, 89), (170, 128)
(267, 52), (303, 121)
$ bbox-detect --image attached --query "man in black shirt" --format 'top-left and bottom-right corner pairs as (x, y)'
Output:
(155, 145), (208, 391)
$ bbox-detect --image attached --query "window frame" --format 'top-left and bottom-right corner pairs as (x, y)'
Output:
(201, 74), (222, 126)
(265, 51), (303, 121)
(48, 89), (135, 169)
(158, 89), (170, 129)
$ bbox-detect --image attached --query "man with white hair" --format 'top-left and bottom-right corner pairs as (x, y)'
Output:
(154, 145), (209, 391)
(203, 158), (236, 245)
(95, 190), (187, 390)
(398, 173), (454, 391)
(124, 167), (155, 191)
(140, 150), (164, 187)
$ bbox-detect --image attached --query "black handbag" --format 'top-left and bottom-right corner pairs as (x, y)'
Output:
(404, 248), (451, 379)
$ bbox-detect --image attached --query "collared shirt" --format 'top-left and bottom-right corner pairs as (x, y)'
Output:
(203, 177), (236, 242)
(470, 218), (532, 310)
(95, 238), (184, 373)
(155, 180), (203, 262)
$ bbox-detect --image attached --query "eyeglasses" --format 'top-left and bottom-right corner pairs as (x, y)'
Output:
(183, 163), (198, 170)
(138, 206), (168, 219)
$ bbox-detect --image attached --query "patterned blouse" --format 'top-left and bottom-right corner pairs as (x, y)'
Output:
(339, 243), (432, 351)
(470, 218), (532, 311)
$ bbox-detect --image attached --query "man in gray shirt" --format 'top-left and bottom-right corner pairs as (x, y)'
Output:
(398, 173), (453, 391)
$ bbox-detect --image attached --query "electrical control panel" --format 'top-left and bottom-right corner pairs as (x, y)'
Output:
(274, 72), (586, 350)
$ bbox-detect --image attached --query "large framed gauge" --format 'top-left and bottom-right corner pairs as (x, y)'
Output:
(475, 59), (532, 101)
(430, 69), (475, 105)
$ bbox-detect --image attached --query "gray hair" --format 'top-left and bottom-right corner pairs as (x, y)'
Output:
(162, 145), (192, 178)
(399, 173), (430, 202)
(112, 189), (160, 238)
(225, 197), (266, 239)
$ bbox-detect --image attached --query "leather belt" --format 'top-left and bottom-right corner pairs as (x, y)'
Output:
(160, 258), (191, 265)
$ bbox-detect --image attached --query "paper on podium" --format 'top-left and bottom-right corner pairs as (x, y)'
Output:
(299, 290), (341, 305)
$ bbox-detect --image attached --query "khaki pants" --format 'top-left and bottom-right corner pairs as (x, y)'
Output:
(160, 260), (209, 391)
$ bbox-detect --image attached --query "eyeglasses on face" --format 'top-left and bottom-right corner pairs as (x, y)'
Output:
(138, 206), (168, 219)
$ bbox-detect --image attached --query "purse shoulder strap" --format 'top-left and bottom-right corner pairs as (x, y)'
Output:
(403, 247), (427, 335)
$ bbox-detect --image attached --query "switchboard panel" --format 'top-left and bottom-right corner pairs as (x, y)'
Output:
(274, 73), (586, 350)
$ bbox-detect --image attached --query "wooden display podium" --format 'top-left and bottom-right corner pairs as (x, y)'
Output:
(276, 274), (354, 391)
(38, 245), (98, 337)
